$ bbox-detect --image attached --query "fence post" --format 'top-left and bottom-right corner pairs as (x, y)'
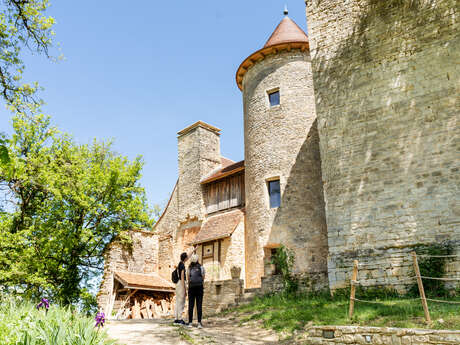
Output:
(349, 260), (359, 319)
(411, 251), (431, 323)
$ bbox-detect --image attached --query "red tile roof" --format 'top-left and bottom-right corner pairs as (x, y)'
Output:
(236, 16), (309, 90)
(201, 160), (244, 184)
(190, 209), (244, 245)
(221, 156), (235, 168)
(264, 16), (309, 48)
(114, 271), (175, 291)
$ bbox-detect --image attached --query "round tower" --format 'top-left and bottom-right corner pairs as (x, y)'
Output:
(237, 12), (328, 289)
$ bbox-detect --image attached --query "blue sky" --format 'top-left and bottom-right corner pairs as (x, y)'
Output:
(0, 1), (309, 209)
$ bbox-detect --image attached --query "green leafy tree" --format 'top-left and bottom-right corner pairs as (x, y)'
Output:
(0, 115), (153, 305)
(0, 0), (56, 164)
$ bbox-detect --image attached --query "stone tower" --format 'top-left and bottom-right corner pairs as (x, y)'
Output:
(305, 0), (460, 291)
(177, 121), (222, 223)
(236, 12), (328, 289)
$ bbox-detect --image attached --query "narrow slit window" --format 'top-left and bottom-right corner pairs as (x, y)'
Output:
(268, 179), (281, 208)
(268, 90), (280, 107)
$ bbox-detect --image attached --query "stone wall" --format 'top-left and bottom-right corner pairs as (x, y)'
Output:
(242, 48), (328, 289)
(220, 220), (245, 281)
(177, 122), (221, 223)
(154, 182), (179, 281)
(202, 278), (244, 316)
(195, 220), (245, 282)
(303, 325), (460, 345)
(97, 230), (159, 313)
(305, 0), (460, 290)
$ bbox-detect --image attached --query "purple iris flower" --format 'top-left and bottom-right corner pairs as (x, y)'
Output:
(95, 312), (105, 327)
(36, 298), (49, 310)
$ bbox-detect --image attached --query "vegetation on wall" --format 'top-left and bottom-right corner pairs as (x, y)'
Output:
(0, 114), (153, 306)
(410, 243), (455, 298)
(270, 245), (297, 293)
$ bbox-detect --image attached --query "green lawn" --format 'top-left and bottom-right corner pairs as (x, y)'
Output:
(227, 292), (460, 333)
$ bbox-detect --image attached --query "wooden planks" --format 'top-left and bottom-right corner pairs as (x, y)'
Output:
(114, 290), (174, 320)
(205, 172), (245, 213)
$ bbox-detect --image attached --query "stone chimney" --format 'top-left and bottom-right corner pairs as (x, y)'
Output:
(177, 121), (221, 222)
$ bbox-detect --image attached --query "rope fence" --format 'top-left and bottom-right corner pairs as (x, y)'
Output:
(419, 276), (460, 281)
(348, 251), (460, 324)
(417, 254), (460, 258)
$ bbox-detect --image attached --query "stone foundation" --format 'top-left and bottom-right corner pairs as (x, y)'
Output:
(303, 325), (460, 345)
(202, 278), (244, 316)
(329, 242), (460, 294)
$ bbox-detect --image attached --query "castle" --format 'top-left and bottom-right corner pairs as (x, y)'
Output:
(98, 1), (459, 317)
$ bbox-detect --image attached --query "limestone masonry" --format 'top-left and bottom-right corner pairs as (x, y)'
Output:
(305, 0), (459, 291)
(98, 1), (459, 317)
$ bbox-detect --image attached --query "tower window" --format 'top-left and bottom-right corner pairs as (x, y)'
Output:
(268, 179), (281, 208)
(268, 90), (280, 107)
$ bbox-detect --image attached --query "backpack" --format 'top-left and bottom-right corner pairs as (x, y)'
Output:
(189, 264), (203, 287)
(171, 266), (179, 284)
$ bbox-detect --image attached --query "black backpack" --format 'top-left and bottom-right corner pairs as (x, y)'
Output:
(189, 264), (203, 287)
(171, 266), (179, 284)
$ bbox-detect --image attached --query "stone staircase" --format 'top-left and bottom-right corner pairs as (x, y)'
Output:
(232, 287), (261, 308)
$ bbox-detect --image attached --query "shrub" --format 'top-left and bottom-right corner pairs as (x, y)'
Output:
(0, 295), (115, 345)
(270, 245), (298, 293)
(409, 243), (453, 298)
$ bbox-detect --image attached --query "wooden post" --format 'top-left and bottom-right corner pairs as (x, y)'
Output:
(348, 260), (359, 319)
(412, 251), (431, 323)
(115, 289), (138, 320)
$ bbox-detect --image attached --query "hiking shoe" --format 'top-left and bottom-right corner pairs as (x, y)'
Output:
(178, 320), (186, 325)
(186, 322), (193, 328)
(173, 320), (180, 326)
(197, 322), (203, 329)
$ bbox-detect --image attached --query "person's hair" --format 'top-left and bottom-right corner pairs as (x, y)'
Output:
(189, 261), (200, 268)
(189, 254), (200, 268)
(180, 252), (187, 262)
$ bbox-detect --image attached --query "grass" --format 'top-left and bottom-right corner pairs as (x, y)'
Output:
(227, 291), (460, 334)
(174, 326), (197, 344)
(0, 296), (115, 345)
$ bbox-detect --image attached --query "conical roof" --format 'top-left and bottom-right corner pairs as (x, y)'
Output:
(236, 15), (309, 91)
(264, 16), (309, 48)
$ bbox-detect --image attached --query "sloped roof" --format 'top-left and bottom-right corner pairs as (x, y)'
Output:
(264, 16), (309, 48)
(221, 156), (235, 168)
(236, 15), (309, 90)
(201, 160), (244, 184)
(114, 271), (175, 291)
(190, 209), (244, 245)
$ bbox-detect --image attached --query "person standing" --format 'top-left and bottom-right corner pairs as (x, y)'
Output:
(186, 254), (205, 328)
(173, 252), (188, 325)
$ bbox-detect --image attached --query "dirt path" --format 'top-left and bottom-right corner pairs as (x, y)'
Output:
(106, 316), (282, 345)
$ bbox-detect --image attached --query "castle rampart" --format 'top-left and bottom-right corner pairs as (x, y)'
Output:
(305, 0), (460, 290)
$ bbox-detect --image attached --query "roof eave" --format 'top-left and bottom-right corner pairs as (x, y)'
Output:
(200, 166), (245, 184)
(189, 233), (232, 245)
(235, 41), (309, 91)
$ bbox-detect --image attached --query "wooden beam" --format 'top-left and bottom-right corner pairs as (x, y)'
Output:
(412, 252), (431, 323)
(348, 260), (359, 319)
(115, 289), (138, 320)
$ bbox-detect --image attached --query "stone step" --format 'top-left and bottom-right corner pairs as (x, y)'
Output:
(241, 292), (257, 299)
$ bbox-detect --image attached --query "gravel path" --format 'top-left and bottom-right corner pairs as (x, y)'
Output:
(106, 317), (282, 345)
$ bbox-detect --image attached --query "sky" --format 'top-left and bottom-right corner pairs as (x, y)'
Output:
(0, 0), (309, 210)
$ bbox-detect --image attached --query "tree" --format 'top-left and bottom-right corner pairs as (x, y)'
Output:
(0, 0), (56, 164)
(0, 114), (153, 305)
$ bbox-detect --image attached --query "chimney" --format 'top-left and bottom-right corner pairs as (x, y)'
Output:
(177, 121), (221, 222)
